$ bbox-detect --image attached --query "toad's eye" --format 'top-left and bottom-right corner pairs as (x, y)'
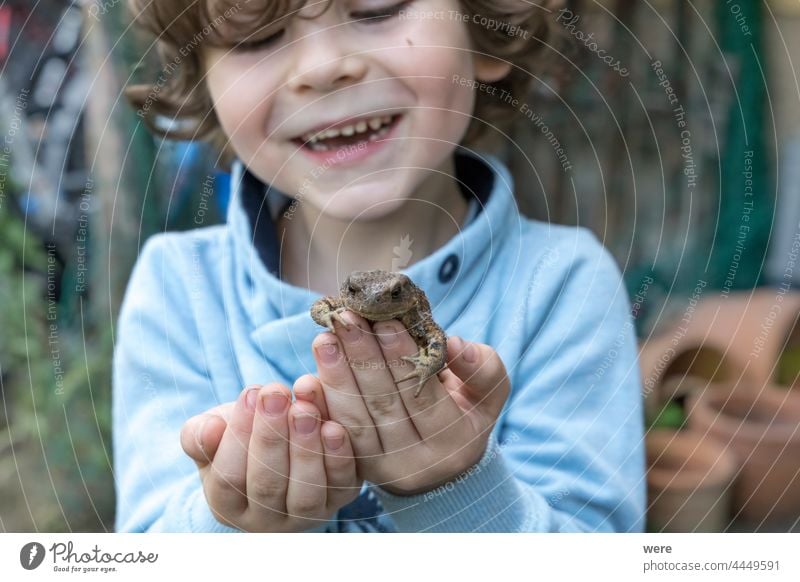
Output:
(348, 284), (359, 295)
(390, 285), (402, 299)
(351, 0), (412, 23)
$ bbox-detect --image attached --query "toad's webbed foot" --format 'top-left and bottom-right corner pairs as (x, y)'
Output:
(396, 349), (448, 397)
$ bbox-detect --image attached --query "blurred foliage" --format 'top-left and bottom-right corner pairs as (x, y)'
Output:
(0, 182), (114, 531)
(0, 198), (49, 432)
(647, 401), (687, 431)
(777, 347), (800, 388)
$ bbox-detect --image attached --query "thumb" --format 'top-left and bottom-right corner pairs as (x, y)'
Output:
(446, 336), (510, 415)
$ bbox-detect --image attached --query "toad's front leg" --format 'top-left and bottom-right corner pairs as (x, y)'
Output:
(310, 297), (349, 333)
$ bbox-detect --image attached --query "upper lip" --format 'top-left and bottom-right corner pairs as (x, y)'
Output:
(292, 111), (401, 141)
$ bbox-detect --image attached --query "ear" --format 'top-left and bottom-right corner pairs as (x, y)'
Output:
(474, 55), (512, 84)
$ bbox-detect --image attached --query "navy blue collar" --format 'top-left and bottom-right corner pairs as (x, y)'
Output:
(236, 148), (495, 277)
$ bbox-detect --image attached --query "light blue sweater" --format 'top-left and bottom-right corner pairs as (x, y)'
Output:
(112, 149), (646, 533)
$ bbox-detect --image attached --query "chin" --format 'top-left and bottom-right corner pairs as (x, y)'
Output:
(325, 198), (409, 222)
(312, 183), (410, 222)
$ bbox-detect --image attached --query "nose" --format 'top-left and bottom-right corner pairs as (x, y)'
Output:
(286, 25), (368, 94)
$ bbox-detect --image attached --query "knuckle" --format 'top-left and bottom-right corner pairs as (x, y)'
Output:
(287, 494), (325, 517)
(254, 425), (288, 449)
(210, 468), (246, 494)
(325, 460), (356, 485)
(343, 422), (370, 442)
(291, 441), (323, 462)
(333, 414), (371, 441)
(365, 391), (400, 417)
(248, 478), (287, 503)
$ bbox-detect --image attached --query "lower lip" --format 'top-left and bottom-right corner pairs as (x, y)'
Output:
(294, 115), (403, 167)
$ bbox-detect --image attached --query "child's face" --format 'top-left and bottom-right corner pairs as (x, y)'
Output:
(203, 0), (509, 221)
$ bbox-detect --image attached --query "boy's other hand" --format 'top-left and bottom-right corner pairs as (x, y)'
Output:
(312, 312), (510, 496)
(179, 383), (360, 532)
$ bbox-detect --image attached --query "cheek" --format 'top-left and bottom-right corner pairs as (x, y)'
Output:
(204, 57), (273, 146)
(400, 30), (477, 133)
(406, 50), (476, 149)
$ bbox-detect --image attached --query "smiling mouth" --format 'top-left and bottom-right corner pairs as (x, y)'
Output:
(293, 114), (403, 152)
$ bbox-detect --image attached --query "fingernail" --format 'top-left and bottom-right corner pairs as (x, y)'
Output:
(295, 388), (315, 402)
(260, 392), (289, 416)
(376, 324), (398, 347)
(197, 416), (211, 451)
(463, 342), (478, 364)
(316, 342), (341, 367)
(244, 388), (259, 411)
(293, 414), (319, 435)
(339, 316), (362, 344)
(451, 336), (464, 355)
(324, 434), (344, 450)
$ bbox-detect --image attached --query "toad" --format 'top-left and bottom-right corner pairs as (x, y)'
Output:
(311, 270), (447, 397)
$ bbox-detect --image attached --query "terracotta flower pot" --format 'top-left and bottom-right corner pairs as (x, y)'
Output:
(679, 289), (800, 390)
(687, 385), (800, 524)
(639, 333), (748, 423)
(646, 429), (737, 532)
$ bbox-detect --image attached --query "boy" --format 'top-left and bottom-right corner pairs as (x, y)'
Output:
(114, 0), (646, 532)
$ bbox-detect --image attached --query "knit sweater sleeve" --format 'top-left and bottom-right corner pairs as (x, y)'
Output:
(113, 234), (240, 533)
(374, 230), (647, 532)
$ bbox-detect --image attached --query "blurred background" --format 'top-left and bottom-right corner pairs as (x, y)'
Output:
(0, 0), (799, 532)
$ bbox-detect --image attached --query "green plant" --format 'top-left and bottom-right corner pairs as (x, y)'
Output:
(1, 187), (114, 531)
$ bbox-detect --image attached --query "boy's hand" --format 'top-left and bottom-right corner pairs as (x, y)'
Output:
(180, 382), (361, 532)
(311, 313), (510, 496)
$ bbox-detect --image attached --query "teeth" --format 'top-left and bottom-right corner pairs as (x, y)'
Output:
(301, 115), (395, 145)
(310, 141), (330, 151)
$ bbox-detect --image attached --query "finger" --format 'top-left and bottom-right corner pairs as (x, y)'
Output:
(181, 414), (227, 467)
(206, 386), (259, 519)
(179, 401), (236, 465)
(334, 311), (418, 451)
(313, 333), (383, 461)
(446, 336), (510, 423)
(246, 384), (291, 519)
(199, 401), (236, 423)
(293, 374), (329, 420)
(286, 400), (327, 520)
(373, 321), (463, 440)
(321, 421), (361, 510)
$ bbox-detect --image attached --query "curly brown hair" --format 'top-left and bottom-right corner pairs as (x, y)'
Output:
(124, 0), (561, 167)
